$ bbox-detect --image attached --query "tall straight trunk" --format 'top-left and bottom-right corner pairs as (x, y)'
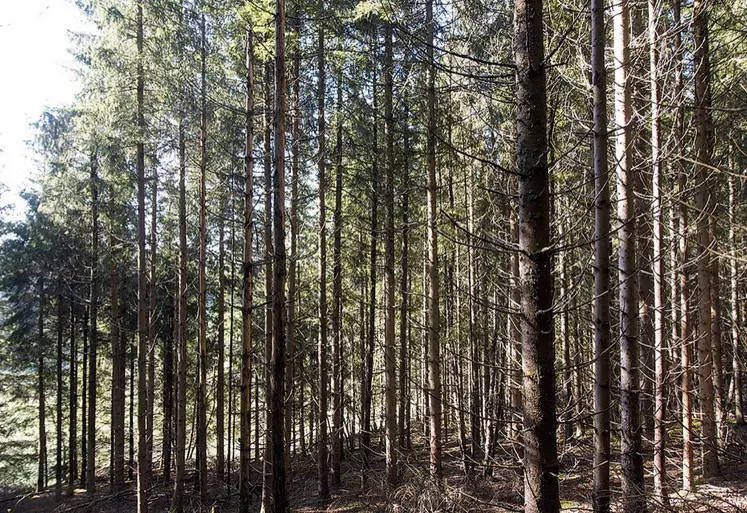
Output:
(613, 1), (646, 510)
(217, 191), (226, 481)
(397, 107), (409, 452)
(38, 278), (47, 493)
(466, 179), (481, 471)
(56, 281), (63, 500)
(316, 5), (330, 498)
(81, 306), (88, 488)
(729, 169), (744, 425)
(196, 13), (209, 503)
(383, 19), (397, 489)
(286, 12), (301, 471)
(240, 28), (255, 513)
(514, 1), (559, 511)
(262, 57), (274, 499)
(649, 0), (667, 502)
(173, 4), (188, 510)
(710, 214), (725, 441)
(129, 334), (135, 482)
(135, 3), (148, 510)
(591, 0), (611, 503)
(163, 293), (174, 485)
(110, 189), (125, 492)
(173, 115), (188, 513)
(147, 165), (157, 482)
(68, 299), (77, 495)
(693, 0), (719, 479)
(331, 76), (344, 484)
(362, 45), (378, 470)
(671, 0), (693, 490)
(268, 0), (288, 506)
(87, 152), (99, 499)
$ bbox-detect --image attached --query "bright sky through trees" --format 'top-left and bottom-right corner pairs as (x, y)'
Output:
(0, 0), (89, 214)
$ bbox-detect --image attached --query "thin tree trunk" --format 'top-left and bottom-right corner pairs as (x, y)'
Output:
(514, 0), (559, 511)
(240, 27), (255, 513)
(172, 3), (188, 510)
(397, 105), (409, 452)
(38, 278), (46, 493)
(196, 13), (209, 503)
(693, 0), (720, 479)
(217, 189), (227, 482)
(163, 293), (174, 485)
(110, 187), (125, 492)
(331, 75), (344, 484)
(135, 2), (148, 510)
(729, 164), (744, 425)
(613, 0), (646, 509)
(649, 0), (668, 502)
(147, 166), (157, 485)
(316, 3), (330, 498)
(68, 298), (77, 495)
(87, 152), (99, 499)
(56, 280), (63, 500)
(383, 19), (398, 489)
(591, 0), (611, 505)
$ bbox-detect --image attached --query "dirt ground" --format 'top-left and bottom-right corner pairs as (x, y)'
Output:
(2, 425), (746, 513)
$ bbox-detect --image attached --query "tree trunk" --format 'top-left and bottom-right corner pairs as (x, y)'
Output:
(383, 19), (398, 489)
(591, 0), (611, 505)
(316, 4), (330, 498)
(729, 165), (744, 425)
(56, 280), (63, 500)
(110, 187), (125, 492)
(268, 0), (288, 506)
(38, 278), (47, 493)
(135, 3), (148, 510)
(196, 13), (209, 503)
(87, 152), (99, 499)
(146, 167), (157, 486)
(217, 187), (226, 482)
(649, 0), (668, 502)
(240, 27), (255, 513)
(514, 1), (559, 511)
(693, 0), (720, 480)
(173, 4), (188, 510)
(331, 75), (344, 484)
(68, 299), (77, 495)
(613, 0), (646, 509)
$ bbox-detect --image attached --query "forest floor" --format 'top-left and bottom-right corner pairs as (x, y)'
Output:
(2, 423), (746, 513)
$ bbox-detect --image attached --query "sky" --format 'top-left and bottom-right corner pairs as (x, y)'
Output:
(0, 0), (91, 216)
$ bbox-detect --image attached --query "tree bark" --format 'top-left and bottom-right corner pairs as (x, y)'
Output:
(87, 151), (99, 499)
(38, 278), (47, 493)
(135, 2), (148, 510)
(316, 4), (330, 498)
(591, 0), (611, 506)
(649, 0), (668, 502)
(514, 1), (559, 511)
(240, 26), (255, 513)
(196, 13), (209, 503)
(693, 0), (720, 480)
(383, 19), (398, 489)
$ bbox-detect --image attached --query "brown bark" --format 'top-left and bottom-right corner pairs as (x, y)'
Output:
(316, 1), (330, 497)
(383, 19), (398, 489)
(38, 278), (47, 493)
(196, 13), (209, 503)
(135, 2), (148, 510)
(693, 0), (720, 479)
(240, 27), (255, 513)
(591, 0), (611, 505)
(87, 152), (99, 499)
(425, 0), (442, 479)
(514, 0), (559, 511)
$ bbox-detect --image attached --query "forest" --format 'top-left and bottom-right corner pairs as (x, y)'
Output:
(0, 0), (746, 511)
